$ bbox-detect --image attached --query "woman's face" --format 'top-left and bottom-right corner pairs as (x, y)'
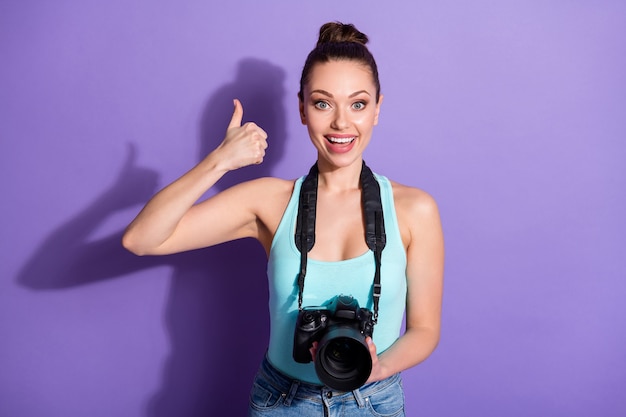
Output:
(299, 60), (383, 169)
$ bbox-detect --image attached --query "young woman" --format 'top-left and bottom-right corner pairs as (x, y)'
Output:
(123, 22), (444, 417)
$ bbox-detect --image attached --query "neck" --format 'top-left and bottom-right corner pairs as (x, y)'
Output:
(315, 158), (364, 192)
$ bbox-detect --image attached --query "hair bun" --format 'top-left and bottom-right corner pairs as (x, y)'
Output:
(317, 22), (369, 47)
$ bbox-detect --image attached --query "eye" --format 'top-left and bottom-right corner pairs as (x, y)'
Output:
(314, 100), (330, 110)
(352, 101), (366, 110)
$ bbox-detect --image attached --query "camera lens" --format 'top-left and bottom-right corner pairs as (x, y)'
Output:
(315, 327), (372, 391)
(322, 338), (361, 373)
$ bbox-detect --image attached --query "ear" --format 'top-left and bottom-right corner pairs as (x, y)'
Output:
(298, 93), (306, 125)
(373, 94), (384, 126)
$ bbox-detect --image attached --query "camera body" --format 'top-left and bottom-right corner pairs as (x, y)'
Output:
(293, 295), (375, 391)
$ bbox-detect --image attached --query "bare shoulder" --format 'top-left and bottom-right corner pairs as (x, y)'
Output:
(389, 180), (439, 217)
(388, 180), (442, 247)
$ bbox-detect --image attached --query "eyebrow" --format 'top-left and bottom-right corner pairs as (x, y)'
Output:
(309, 89), (371, 98)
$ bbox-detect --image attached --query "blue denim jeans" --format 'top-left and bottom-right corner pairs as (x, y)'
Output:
(248, 356), (405, 417)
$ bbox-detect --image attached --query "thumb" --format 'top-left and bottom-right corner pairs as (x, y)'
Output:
(366, 337), (377, 354)
(227, 99), (243, 129)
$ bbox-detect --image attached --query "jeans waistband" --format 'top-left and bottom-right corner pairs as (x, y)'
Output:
(259, 354), (401, 406)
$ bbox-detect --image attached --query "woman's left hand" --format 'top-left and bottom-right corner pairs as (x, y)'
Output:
(365, 337), (385, 383)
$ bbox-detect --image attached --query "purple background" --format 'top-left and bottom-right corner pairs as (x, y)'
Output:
(1, 1), (625, 416)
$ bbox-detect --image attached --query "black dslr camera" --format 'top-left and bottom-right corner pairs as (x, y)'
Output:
(293, 295), (375, 391)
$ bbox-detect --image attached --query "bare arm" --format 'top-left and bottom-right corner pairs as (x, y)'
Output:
(122, 99), (269, 256)
(367, 187), (444, 382)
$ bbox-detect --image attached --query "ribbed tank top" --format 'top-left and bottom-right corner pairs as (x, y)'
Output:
(266, 173), (408, 384)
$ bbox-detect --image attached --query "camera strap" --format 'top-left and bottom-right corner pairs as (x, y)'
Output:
(295, 161), (386, 323)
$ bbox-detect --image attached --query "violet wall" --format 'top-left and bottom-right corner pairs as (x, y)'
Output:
(1, 1), (625, 416)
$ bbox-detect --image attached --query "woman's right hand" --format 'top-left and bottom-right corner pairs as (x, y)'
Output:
(214, 99), (268, 171)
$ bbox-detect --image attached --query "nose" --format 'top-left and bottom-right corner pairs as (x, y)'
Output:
(330, 108), (348, 130)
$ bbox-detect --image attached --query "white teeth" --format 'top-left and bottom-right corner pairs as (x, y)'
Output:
(327, 136), (355, 144)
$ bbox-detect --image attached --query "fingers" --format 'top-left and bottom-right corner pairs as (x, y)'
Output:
(228, 98), (244, 129)
(218, 99), (269, 169)
(366, 337), (377, 358)
(365, 337), (382, 384)
(240, 123), (268, 165)
(309, 341), (319, 361)
(242, 122), (268, 141)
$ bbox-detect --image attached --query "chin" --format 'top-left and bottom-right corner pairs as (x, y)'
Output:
(318, 153), (363, 169)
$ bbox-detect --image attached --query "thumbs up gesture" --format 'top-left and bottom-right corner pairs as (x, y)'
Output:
(215, 99), (269, 171)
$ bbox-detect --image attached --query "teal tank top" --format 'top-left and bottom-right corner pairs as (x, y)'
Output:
(266, 173), (408, 384)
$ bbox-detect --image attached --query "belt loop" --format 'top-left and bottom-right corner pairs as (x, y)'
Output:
(283, 380), (300, 406)
(352, 387), (366, 408)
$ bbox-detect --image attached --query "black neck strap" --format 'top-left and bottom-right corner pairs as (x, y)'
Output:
(295, 161), (386, 323)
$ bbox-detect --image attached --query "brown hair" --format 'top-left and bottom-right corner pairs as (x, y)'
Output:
(298, 22), (381, 102)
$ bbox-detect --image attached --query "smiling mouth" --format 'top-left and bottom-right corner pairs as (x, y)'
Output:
(326, 136), (356, 144)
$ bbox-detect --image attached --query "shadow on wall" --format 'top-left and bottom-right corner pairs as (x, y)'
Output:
(17, 58), (288, 417)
